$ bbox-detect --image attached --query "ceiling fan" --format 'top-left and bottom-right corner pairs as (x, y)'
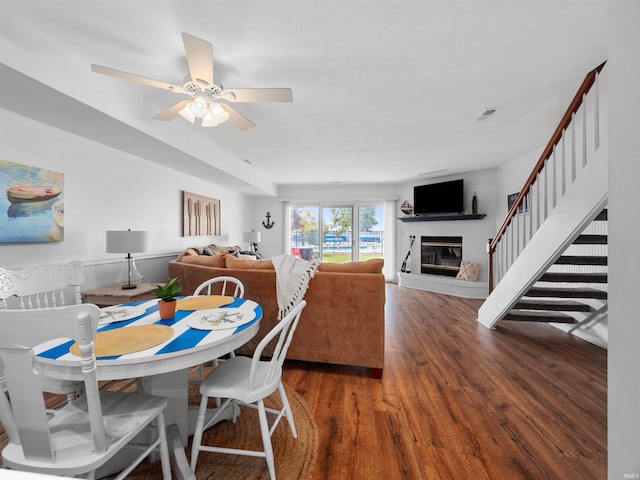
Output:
(91, 32), (292, 130)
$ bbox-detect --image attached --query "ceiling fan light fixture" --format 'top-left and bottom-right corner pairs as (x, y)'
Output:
(202, 102), (230, 127)
(189, 96), (209, 118)
(210, 102), (230, 122)
(178, 103), (196, 123)
(92, 33), (292, 131)
(202, 110), (220, 127)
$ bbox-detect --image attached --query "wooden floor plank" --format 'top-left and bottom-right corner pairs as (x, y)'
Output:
(282, 284), (607, 480)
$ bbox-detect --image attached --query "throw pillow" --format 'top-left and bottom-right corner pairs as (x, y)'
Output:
(181, 253), (226, 268)
(207, 244), (242, 255)
(176, 248), (199, 262)
(226, 255), (274, 270)
(456, 261), (480, 282)
(318, 258), (384, 274)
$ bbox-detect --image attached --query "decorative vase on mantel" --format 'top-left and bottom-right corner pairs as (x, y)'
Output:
(471, 191), (478, 215)
(400, 200), (413, 216)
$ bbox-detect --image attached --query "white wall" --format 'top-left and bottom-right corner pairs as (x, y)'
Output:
(0, 109), (253, 269)
(249, 196), (285, 259)
(494, 148), (543, 231)
(608, 1), (640, 476)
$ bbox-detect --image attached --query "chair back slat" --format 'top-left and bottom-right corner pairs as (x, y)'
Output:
(0, 346), (54, 461)
(0, 261), (84, 310)
(76, 311), (107, 453)
(193, 276), (244, 298)
(249, 300), (306, 389)
(0, 381), (18, 443)
(0, 304), (103, 461)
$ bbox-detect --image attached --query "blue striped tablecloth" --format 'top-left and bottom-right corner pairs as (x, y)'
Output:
(36, 296), (262, 362)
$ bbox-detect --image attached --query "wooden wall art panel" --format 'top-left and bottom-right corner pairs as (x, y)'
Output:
(182, 191), (220, 237)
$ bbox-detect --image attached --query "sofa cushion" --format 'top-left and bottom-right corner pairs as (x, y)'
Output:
(207, 244), (242, 255)
(176, 248), (199, 262)
(318, 258), (384, 273)
(226, 255), (274, 270)
(181, 253), (227, 268)
(456, 260), (480, 281)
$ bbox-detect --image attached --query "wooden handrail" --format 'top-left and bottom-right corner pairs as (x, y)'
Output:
(487, 61), (606, 292)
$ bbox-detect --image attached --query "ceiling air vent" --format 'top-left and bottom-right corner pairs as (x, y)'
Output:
(475, 108), (498, 121)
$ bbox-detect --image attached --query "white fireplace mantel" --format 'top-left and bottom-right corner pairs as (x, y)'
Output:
(397, 272), (488, 299)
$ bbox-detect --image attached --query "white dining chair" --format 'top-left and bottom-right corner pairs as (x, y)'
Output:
(0, 260), (84, 309)
(193, 275), (245, 297)
(0, 304), (172, 480)
(0, 261), (85, 404)
(190, 300), (307, 480)
(189, 276), (246, 384)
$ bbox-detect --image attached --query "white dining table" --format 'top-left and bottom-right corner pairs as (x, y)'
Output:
(34, 296), (262, 447)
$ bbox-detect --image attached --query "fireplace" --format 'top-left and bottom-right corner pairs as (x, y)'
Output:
(421, 236), (462, 277)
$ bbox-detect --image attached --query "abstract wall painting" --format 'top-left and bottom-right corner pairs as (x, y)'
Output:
(182, 191), (220, 237)
(0, 160), (65, 243)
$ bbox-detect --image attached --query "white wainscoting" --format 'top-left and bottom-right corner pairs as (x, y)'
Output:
(1, 254), (179, 309)
(80, 254), (179, 292)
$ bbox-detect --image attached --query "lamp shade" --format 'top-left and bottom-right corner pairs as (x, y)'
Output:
(106, 230), (149, 254)
(243, 231), (261, 244)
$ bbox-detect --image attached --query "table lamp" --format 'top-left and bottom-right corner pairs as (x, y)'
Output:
(243, 231), (261, 253)
(106, 230), (150, 289)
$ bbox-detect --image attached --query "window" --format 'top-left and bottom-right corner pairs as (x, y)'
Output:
(288, 203), (384, 263)
(289, 206), (319, 261)
(358, 205), (384, 261)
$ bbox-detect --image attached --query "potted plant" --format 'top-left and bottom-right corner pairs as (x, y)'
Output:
(152, 277), (183, 319)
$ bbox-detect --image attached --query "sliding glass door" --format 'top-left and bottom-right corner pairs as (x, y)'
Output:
(357, 205), (384, 261)
(289, 203), (384, 263)
(322, 206), (353, 262)
(289, 206), (319, 260)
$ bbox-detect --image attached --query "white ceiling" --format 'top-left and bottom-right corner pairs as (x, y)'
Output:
(0, 0), (608, 196)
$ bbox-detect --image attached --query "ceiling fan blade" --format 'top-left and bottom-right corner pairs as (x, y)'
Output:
(220, 104), (256, 131)
(223, 88), (293, 103)
(152, 100), (191, 121)
(91, 64), (185, 93)
(182, 33), (214, 87)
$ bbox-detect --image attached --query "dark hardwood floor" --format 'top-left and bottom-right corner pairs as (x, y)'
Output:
(282, 284), (607, 480)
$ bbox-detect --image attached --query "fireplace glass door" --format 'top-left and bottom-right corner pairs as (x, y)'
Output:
(421, 236), (462, 277)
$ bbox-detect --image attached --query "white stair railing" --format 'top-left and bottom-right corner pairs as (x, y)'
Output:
(489, 62), (607, 291)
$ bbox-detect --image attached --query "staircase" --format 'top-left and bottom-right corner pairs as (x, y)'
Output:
(478, 63), (608, 347)
(501, 209), (608, 344)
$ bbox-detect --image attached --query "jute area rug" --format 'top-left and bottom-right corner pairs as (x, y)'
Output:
(0, 379), (318, 480)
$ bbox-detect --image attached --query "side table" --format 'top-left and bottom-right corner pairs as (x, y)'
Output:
(83, 282), (157, 307)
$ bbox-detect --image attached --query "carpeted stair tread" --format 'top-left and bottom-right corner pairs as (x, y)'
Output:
(555, 255), (608, 266)
(515, 299), (593, 312)
(503, 310), (576, 323)
(540, 272), (607, 283)
(573, 234), (608, 245)
(526, 287), (608, 299)
(594, 209), (608, 221)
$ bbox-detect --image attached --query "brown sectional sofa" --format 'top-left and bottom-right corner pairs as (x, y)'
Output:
(168, 247), (386, 378)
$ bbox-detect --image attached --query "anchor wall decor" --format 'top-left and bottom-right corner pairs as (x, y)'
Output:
(262, 212), (274, 229)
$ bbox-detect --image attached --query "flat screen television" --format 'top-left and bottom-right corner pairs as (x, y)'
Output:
(413, 179), (464, 215)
